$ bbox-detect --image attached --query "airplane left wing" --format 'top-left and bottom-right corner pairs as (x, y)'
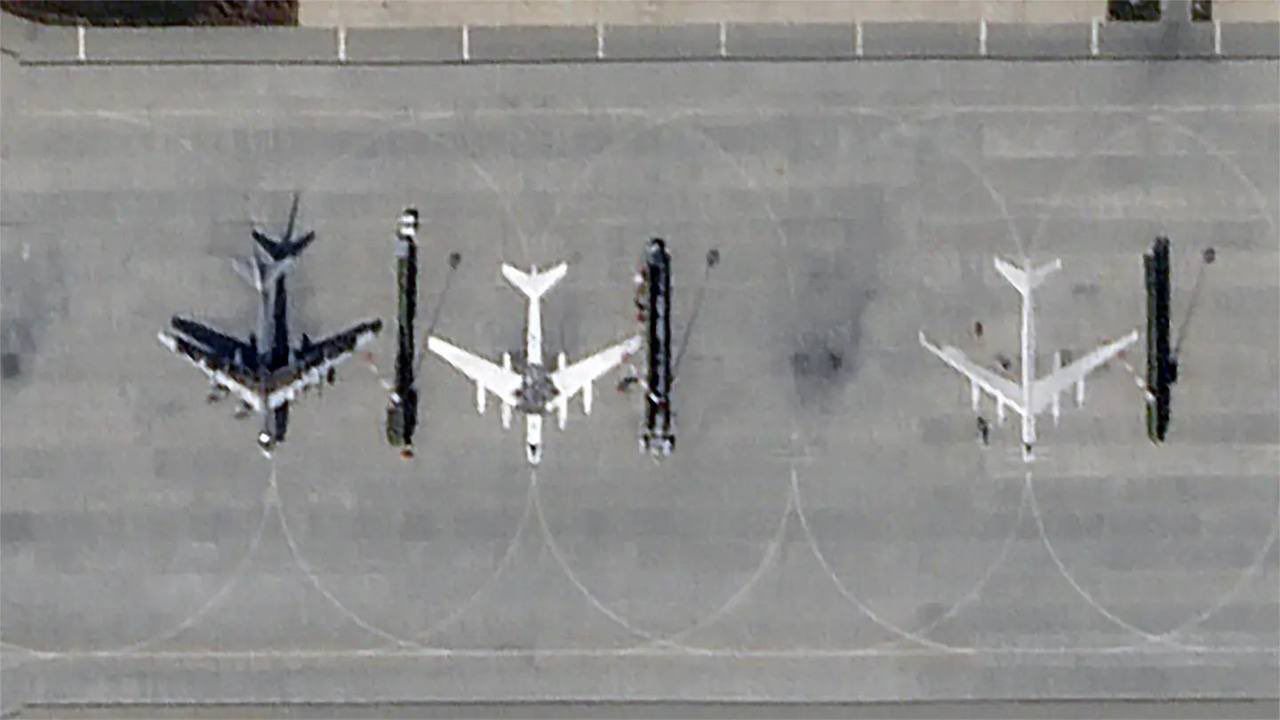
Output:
(426, 336), (522, 408)
(265, 319), (383, 409)
(550, 335), (642, 414)
(158, 331), (263, 413)
(919, 331), (1026, 415)
(1030, 330), (1139, 414)
(171, 316), (251, 359)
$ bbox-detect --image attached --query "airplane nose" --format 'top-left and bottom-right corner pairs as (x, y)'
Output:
(527, 444), (541, 464)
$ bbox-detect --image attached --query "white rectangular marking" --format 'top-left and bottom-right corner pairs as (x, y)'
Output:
(1091, 17), (1101, 56)
(462, 24), (470, 62)
(855, 21), (863, 57)
(337, 26), (347, 62)
(979, 19), (987, 57)
(596, 22), (604, 59)
(1214, 18), (1222, 56)
(77, 25), (86, 62)
(718, 22), (727, 58)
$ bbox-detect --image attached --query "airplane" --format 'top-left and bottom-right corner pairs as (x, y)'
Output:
(636, 238), (675, 458)
(157, 195), (383, 457)
(427, 262), (641, 465)
(919, 255), (1139, 462)
(385, 208), (420, 458)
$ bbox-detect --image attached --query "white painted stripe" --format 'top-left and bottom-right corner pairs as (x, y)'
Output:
(1214, 18), (1222, 56)
(13, 644), (1277, 662)
(979, 18), (987, 57)
(77, 25), (86, 62)
(336, 26), (347, 62)
(596, 22), (604, 60)
(26, 103), (1280, 123)
(461, 24), (470, 62)
(1091, 16), (1101, 57)
(855, 21), (863, 57)
(718, 21), (727, 58)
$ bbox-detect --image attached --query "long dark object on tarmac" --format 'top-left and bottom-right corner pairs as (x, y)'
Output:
(1145, 236), (1173, 443)
(642, 238), (675, 457)
(386, 209), (419, 453)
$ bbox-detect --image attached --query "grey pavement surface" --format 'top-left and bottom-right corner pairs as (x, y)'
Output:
(1, 50), (1278, 713)
(3, 14), (1278, 65)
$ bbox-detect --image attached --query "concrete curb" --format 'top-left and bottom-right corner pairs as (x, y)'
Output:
(3, 18), (1276, 64)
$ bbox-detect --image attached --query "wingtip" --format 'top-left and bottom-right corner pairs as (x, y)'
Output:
(156, 331), (177, 351)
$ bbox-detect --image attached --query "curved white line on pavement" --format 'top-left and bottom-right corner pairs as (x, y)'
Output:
(268, 463), (424, 649)
(1020, 114), (1279, 643)
(0, 476), (273, 660)
(873, 469), (1032, 646)
(1166, 519), (1278, 641)
(790, 468), (963, 652)
(529, 470), (695, 650)
(646, 481), (794, 648)
(1026, 470), (1196, 648)
(413, 473), (537, 643)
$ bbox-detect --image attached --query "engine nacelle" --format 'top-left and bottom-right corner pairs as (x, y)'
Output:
(1076, 378), (1085, 407)
(475, 380), (486, 414)
(583, 381), (593, 415)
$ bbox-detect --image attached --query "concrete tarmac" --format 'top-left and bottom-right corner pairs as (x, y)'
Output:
(1, 53), (1277, 711)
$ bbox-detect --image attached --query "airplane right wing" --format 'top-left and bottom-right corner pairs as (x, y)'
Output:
(264, 319), (383, 409)
(157, 331), (263, 413)
(1029, 330), (1139, 415)
(919, 331), (1026, 415)
(549, 335), (643, 415)
(427, 336), (522, 409)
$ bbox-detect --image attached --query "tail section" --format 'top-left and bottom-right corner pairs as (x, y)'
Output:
(994, 256), (1062, 296)
(252, 228), (316, 263)
(239, 195), (315, 290)
(502, 262), (568, 300)
(251, 193), (316, 262)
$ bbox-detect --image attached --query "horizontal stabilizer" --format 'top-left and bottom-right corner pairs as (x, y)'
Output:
(502, 263), (568, 300)
(994, 256), (1062, 296)
(252, 228), (315, 263)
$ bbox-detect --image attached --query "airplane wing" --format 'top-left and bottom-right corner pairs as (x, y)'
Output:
(918, 331), (1026, 415)
(1029, 330), (1139, 415)
(264, 319), (383, 409)
(426, 336), (522, 406)
(550, 335), (642, 409)
(157, 331), (263, 413)
(170, 316), (251, 359)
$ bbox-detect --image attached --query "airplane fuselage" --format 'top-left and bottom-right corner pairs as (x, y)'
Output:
(1019, 273), (1037, 461)
(250, 266), (293, 456)
(520, 289), (549, 464)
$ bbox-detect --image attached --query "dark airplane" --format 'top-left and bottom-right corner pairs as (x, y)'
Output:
(636, 237), (675, 457)
(385, 208), (420, 458)
(158, 195), (383, 457)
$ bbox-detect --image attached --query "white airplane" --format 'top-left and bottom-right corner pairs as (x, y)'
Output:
(919, 255), (1139, 462)
(427, 262), (642, 465)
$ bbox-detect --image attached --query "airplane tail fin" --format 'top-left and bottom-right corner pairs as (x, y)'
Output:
(502, 262), (568, 300)
(994, 256), (1062, 296)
